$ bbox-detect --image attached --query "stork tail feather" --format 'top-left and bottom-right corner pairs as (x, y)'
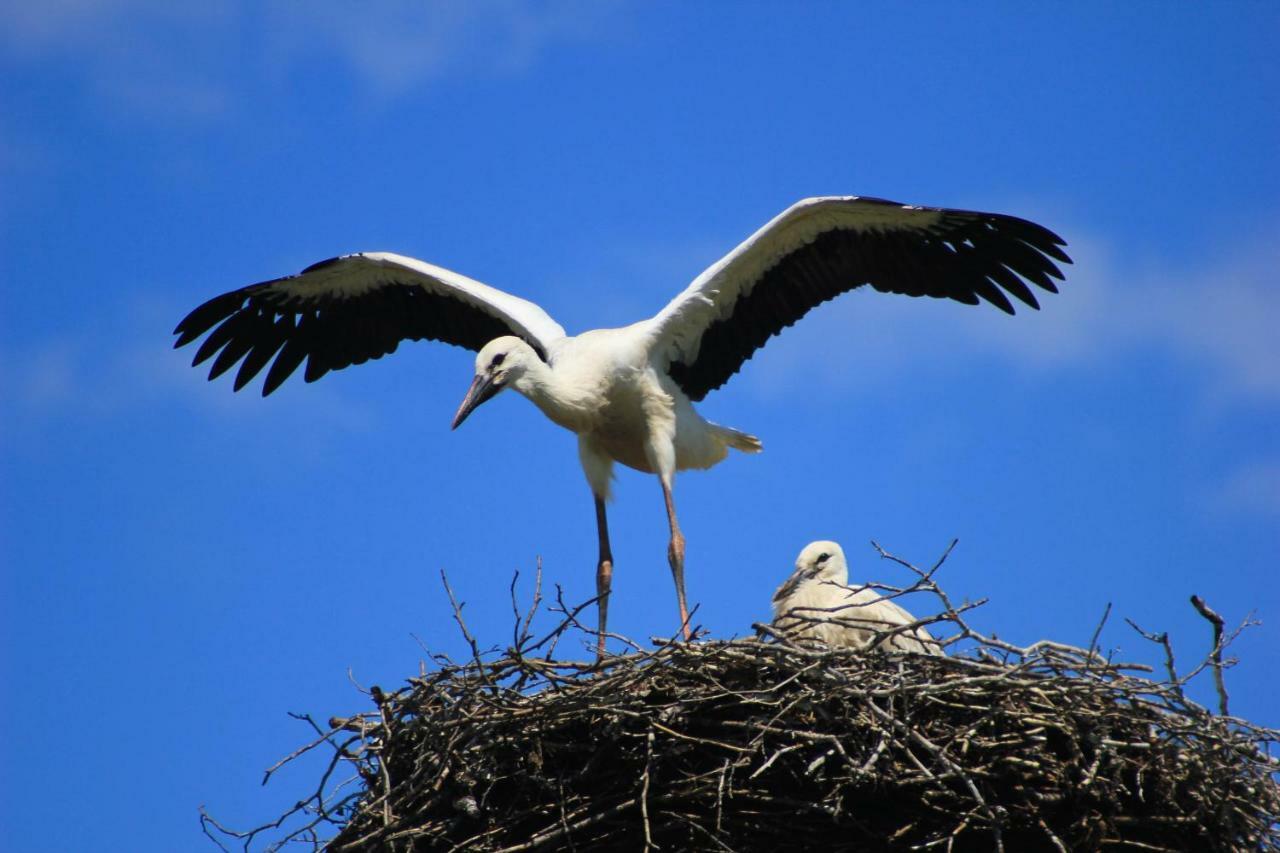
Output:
(712, 424), (762, 454)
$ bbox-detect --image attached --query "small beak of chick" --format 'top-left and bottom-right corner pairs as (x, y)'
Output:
(451, 373), (501, 430)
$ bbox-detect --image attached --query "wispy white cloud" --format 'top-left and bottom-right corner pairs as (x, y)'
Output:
(1212, 459), (1280, 518)
(2, 0), (173, 48)
(261, 1), (626, 96)
(0, 1), (627, 121)
(1, 2), (235, 121)
(0, 295), (374, 445)
(1138, 248), (1280, 401)
(961, 223), (1280, 401)
(739, 220), (1280, 405)
(3, 337), (80, 411)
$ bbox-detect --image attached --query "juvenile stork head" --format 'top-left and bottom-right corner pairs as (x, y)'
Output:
(451, 336), (540, 429)
(794, 540), (848, 586)
(770, 540), (849, 613)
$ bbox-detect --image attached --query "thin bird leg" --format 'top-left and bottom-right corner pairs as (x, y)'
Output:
(594, 496), (613, 657)
(660, 478), (692, 641)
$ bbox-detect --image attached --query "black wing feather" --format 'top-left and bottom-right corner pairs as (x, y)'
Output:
(174, 266), (529, 396)
(233, 315), (292, 392)
(669, 202), (1071, 401)
(261, 324), (310, 397)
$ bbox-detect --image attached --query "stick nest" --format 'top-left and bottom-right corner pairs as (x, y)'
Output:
(204, 549), (1280, 852)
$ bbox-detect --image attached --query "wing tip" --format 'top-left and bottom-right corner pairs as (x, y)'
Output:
(299, 255), (352, 275)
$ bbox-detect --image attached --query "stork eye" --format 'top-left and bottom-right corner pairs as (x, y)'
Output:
(816, 553), (831, 564)
(491, 353), (506, 368)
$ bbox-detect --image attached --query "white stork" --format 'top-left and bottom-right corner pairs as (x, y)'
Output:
(772, 541), (943, 654)
(173, 195), (1069, 653)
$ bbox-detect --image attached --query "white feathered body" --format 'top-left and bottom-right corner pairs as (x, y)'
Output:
(773, 581), (938, 653)
(517, 324), (760, 498)
(772, 542), (942, 655)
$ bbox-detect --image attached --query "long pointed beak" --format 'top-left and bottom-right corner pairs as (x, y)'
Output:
(451, 373), (501, 430)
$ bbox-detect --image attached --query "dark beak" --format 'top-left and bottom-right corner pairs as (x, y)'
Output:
(451, 373), (501, 430)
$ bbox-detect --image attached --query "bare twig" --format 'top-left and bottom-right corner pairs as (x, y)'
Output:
(1125, 618), (1182, 697)
(1087, 602), (1113, 664)
(1190, 594), (1229, 716)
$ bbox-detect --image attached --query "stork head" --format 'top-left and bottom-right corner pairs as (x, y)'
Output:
(771, 539), (851, 613)
(451, 336), (538, 430)
(794, 540), (849, 586)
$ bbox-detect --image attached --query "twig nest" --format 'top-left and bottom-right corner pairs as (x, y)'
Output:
(324, 639), (1278, 851)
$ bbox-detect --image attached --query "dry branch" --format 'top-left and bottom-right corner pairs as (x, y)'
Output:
(202, 552), (1280, 852)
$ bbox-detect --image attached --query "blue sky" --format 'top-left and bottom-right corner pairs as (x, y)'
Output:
(2, 3), (1277, 849)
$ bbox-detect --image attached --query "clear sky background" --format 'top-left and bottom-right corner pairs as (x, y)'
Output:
(2, 3), (1277, 849)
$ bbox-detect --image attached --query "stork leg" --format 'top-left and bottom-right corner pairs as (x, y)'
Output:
(593, 496), (613, 657)
(576, 438), (616, 657)
(660, 477), (693, 641)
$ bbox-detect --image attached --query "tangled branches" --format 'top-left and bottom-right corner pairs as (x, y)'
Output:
(202, 547), (1279, 852)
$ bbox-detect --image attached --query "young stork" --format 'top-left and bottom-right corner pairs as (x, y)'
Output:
(772, 541), (943, 654)
(172, 196), (1070, 653)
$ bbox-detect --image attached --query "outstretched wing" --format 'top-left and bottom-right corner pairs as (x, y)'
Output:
(173, 252), (567, 395)
(649, 196), (1071, 401)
